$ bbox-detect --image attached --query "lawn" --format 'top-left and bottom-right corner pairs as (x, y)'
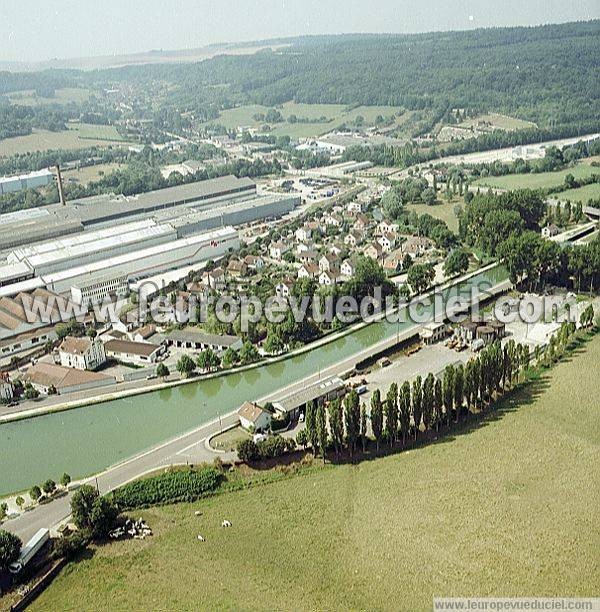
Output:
(32, 335), (600, 611)
(473, 161), (599, 191)
(61, 163), (125, 186)
(209, 426), (252, 452)
(0, 124), (132, 157)
(202, 101), (409, 138)
(553, 182), (600, 204)
(405, 198), (460, 232)
(7, 87), (92, 106)
(459, 112), (537, 131)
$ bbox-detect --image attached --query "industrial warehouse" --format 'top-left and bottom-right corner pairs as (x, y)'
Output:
(0, 176), (298, 305)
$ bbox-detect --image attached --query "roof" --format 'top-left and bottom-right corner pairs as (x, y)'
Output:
(238, 401), (269, 423)
(59, 336), (93, 355)
(135, 324), (156, 339)
(23, 362), (114, 390)
(166, 328), (241, 347)
(104, 339), (160, 357)
(273, 376), (345, 414)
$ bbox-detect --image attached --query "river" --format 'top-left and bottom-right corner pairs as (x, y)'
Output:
(0, 266), (507, 494)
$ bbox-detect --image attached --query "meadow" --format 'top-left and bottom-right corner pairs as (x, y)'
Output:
(202, 101), (413, 138)
(31, 335), (600, 611)
(473, 160), (599, 191)
(0, 123), (131, 157)
(553, 182), (600, 204)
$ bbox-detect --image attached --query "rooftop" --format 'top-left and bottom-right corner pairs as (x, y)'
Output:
(104, 339), (160, 357)
(273, 376), (345, 414)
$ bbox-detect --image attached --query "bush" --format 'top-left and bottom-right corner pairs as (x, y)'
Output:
(257, 435), (296, 459)
(52, 530), (90, 561)
(236, 439), (259, 463)
(0, 530), (22, 569)
(113, 467), (222, 510)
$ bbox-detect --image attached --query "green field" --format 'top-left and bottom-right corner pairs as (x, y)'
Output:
(7, 87), (92, 106)
(459, 112), (537, 131)
(202, 101), (411, 138)
(406, 199), (460, 232)
(62, 163), (125, 185)
(32, 335), (600, 611)
(554, 182), (600, 204)
(0, 123), (131, 157)
(473, 161), (599, 191)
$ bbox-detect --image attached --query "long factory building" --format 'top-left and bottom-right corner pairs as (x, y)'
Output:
(0, 175), (299, 306)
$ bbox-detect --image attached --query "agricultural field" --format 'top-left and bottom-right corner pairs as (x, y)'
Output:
(61, 163), (125, 186)
(0, 123), (131, 156)
(6, 87), (92, 106)
(32, 335), (600, 611)
(459, 112), (537, 131)
(201, 102), (411, 138)
(473, 160), (600, 191)
(553, 182), (600, 204)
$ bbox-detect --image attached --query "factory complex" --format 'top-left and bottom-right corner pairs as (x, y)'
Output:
(0, 176), (298, 356)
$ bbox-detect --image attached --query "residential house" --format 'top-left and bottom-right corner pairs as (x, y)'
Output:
(23, 362), (116, 395)
(238, 401), (272, 432)
(227, 259), (248, 278)
(59, 336), (107, 371)
(297, 263), (319, 280)
(383, 250), (404, 273)
(364, 243), (384, 261)
(542, 224), (560, 238)
(344, 231), (362, 248)
(353, 214), (371, 232)
(319, 254), (340, 273)
(132, 324), (157, 343)
(275, 279), (294, 299)
(323, 213), (343, 228)
(319, 270), (339, 286)
(269, 242), (290, 261)
(298, 250), (318, 265)
(202, 267), (226, 291)
(377, 232), (397, 252)
(377, 219), (399, 235)
(419, 322), (448, 345)
(340, 258), (356, 278)
(401, 236), (434, 257)
(244, 255), (265, 271)
(295, 226), (312, 242)
(347, 200), (367, 214)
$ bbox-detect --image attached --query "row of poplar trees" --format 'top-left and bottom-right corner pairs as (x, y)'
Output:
(302, 322), (578, 461)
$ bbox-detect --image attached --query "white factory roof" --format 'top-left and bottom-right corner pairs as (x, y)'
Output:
(42, 226), (238, 284)
(0, 276), (44, 298)
(9, 219), (160, 261)
(0, 260), (32, 283)
(0, 207), (50, 227)
(25, 223), (176, 268)
(0, 168), (53, 186)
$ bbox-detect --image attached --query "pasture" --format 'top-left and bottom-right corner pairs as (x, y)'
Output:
(32, 335), (600, 611)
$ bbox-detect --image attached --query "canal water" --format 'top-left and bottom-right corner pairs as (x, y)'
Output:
(0, 266), (507, 494)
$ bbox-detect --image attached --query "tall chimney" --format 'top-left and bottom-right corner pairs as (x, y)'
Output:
(55, 164), (66, 206)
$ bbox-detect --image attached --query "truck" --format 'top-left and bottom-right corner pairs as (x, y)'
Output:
(8, 528), (49, 574)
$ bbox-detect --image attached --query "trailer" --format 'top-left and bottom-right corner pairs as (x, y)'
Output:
(8, 528), (49, 574)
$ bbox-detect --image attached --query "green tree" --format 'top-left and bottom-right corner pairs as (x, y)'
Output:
(384, 383), (399, 446)
(89, 497), (119, 539)
(398, 381), (411, 446)
(422, 373), (435, 431)
(29, 485), (41, 502)
(156, 363), (170, 379)
(42, 479), (56, 496)
(0, 530), (21, 569)
(443, 364), (455, 426)
(60, 473), (71, 488)
(370, 390), (384, 452)
(71, 485), (99, 531)
(176, 354), (196, 378)
(316, 403), (328, 462)
(305, 400), (319, 455)
(360, 403), (368, 452)
(344, 390), (361, 457)
(222, 347), (239, 367)
(237, 439), (259, 463)
(407, 263), (435, 295)
(296, 428), (309, 450)
(454, 364), (464, 422)
(239, 341), (259, 364)
(412, 376), (423, 440)
(328, 398), (344, 458)
(443, 248), (470, 277)
(15, 496), (25, 510)
(433, 378), (443, 431)
(197, 348), (220, 371)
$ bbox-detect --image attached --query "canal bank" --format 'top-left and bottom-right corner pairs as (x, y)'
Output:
(0, 265), (508, 495)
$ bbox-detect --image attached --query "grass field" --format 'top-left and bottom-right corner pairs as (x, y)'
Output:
(7, 87), (92, 106)
(62, 163), (125, 186)
(459, 112), (537, 131)
(202, 101), (410, 138)
(31, 335), (600, 611)
(473, 161), (599, 191)
(405, 199), (460, 232)
(553, 182), (600, 204)
(0, 123), (131, 157)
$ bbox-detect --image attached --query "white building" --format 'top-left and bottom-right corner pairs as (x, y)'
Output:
(104, 339), (164, 365)
(238, 401), (272, 432)
(59, 336), (107, 370)
(0, 169), (53, 196)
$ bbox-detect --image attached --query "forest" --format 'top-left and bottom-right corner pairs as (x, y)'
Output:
(1, 20), (598, 140)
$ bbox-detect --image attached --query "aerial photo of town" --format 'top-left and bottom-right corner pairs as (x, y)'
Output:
(0, 1), (598, 610)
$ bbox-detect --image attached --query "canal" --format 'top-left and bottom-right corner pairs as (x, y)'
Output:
(0, 266), (507, 494)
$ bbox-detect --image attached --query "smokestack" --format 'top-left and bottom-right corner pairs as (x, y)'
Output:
(55, 164), (66, 206)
